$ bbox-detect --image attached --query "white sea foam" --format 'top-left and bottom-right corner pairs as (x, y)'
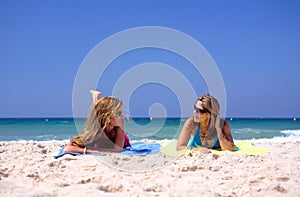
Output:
(280, 129), (300, 136)
(244, 129), (300, 143)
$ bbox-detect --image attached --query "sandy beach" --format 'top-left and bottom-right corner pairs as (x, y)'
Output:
(0, 140), (299, 197)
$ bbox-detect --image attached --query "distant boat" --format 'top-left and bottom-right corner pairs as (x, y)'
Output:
(293, 118), (297, 121)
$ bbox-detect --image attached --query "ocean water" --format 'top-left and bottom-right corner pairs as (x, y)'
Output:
(0, 118), (299, 142)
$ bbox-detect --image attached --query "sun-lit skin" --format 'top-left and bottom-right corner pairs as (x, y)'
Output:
(177, 95), (234, 151)
(193, 100), (202, 122)
(63, 91), (129, 154)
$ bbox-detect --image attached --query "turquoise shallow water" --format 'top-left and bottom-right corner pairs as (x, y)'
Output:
(0, 118), (299, 142)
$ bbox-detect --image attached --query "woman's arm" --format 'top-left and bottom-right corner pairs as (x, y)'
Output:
(176, 118), (195, 151)
(113, 126), (125, 152)
(64, 127), (125, 154)
(63, 143), (103, 154)
(93, 127), (125, 152)
(217, 120), (234, 151)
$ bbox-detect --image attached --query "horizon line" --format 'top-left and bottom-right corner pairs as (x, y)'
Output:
(0, 116), (298, 119)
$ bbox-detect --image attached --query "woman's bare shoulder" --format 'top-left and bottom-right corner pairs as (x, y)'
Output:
(221, 119), (230, 128)
(184, 117), (196, 128)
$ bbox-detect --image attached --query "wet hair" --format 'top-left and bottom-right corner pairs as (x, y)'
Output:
(70, 96), (122, 148)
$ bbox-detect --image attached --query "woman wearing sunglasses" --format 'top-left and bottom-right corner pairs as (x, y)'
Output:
(177, 94), (234, 151)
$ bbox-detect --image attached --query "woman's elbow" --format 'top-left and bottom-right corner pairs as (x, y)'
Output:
(221, 143), (234, 151)
(113, 146), (123, 152)
(176, 144), (187, 151)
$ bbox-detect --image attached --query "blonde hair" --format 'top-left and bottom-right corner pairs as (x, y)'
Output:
(70, 96), (122, 148)
(197, 94), (223, 147)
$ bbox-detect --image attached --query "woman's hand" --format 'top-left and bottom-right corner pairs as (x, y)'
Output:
(113, 126), (125, 152)
(191, 146), (212, 154)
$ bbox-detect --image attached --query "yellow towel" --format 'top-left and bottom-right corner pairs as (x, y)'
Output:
(160, 140), (268, 156)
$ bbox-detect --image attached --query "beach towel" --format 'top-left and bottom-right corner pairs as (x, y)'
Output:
(53, 142), (161, 159)
(122, 142), (161, 156)
(160, 141), (268, 157)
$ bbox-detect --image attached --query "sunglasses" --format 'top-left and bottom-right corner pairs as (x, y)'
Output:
(194, 105), (209, 114)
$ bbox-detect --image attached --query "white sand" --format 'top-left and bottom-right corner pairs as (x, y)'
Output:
(0, 140), (299, 196)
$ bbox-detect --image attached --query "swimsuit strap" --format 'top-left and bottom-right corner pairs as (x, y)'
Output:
(188, 124), (202, 148)
(195, 124), (200, 136)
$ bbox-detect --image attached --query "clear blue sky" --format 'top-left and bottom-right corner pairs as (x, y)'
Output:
(1, 0), (299, 118)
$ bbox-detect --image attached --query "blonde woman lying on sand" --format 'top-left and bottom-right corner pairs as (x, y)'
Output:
(177, 94), (234, 152)
(63, 90), (131, 154)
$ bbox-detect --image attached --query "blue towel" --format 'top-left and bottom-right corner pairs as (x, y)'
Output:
(122, 142), (161, 156)
(53, 142), (161, 159)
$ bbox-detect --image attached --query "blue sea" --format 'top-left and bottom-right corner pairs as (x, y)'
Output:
(0, 118), (300, 142)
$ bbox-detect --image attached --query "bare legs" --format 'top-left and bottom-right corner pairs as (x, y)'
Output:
(90, 90), (101, 104)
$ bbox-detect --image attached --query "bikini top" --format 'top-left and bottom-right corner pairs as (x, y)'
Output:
(188, 125), (220, 148)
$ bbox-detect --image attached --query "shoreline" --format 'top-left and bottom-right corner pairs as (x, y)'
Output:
(1, 140), (300, 196)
